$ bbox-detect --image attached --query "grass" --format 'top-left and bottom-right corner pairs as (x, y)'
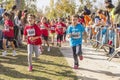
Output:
(0, 45), (77, 80)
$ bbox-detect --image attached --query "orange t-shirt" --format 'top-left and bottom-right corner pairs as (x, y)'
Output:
(99, 14), (107, 24)
(84, 15), (91, 27)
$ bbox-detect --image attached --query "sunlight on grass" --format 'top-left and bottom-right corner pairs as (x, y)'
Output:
(0, 45), (77, 80)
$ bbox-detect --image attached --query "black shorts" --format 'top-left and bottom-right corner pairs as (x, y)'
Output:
(3, 36), (14, 42)
(57, 34), (63, 42)
(42, 35), (48, 41)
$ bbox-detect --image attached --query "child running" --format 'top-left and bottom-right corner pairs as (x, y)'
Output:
(55, 18), (66, 47)
(67, 14), (85, 69)
(38, 17), (50, 52)
(2, 12), (16, 56)
(49, 20), (56, 45)
(23, 14), (42, 71)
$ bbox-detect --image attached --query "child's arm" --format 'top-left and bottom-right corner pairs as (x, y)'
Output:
(23, 35), (27, 42)
(29, 36), (40, 41)
(9, 26), (14, 30)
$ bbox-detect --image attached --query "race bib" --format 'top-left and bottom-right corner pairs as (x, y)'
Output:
(57, 25), (62, 28)
(71, 32), (81, 39)
(27, 29), (35, 36)
(4, 25), (9, 31)
(51, 27), (55, 30)
(40, 25), (45, 29)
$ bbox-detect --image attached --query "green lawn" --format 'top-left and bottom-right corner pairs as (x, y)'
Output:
(0, 45), (77, 80)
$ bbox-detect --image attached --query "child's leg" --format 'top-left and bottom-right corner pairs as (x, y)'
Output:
(63, 32), (66, 41)
(2, 38), (7, 56)
(77, 44), (82, 56)
(10, 41), (16, 50)
(72, 46), (79, 66)
(43, 36), (49, 47)
(27, 44), (33, 66)
(46, 40), (50, 47)
(44, 36), (50, 52)
(51, 33), (54, 44)
(10, 40), (17, 56)
(56, 34), (59, 46)
(34, 45), (40, 58)
(77, 44), (83, 60)
(2, 38), (7, 51)
(84, 31), (88, 43)
(59, 35), (63, 47)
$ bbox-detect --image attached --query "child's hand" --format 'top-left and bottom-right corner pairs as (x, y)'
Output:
(22, 39), (26, 42)
(29, 37), (38, 41)
(67, 34), (71, 38)
(29, 37), (34, 41)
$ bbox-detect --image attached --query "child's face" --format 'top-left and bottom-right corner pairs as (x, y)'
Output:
(2, 15), (8, 20)
(27, 16), (35, 25)
(41, 18), (46, 23)
(51, 20), (55, 25)
(72, 17), (78, 26)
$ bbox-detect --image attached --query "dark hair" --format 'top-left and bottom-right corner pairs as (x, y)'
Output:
(105, 0), (112, 3)
(98, 9), (103, 14)
(17, 10), (22, 20)
(24, 9), (28, 13)
(21, 13), (28, 24)
(83, 6), (91, 15)
(106, 3), (114, 9)
(3, 12), (11, 19)
(12, 5), (17, 11)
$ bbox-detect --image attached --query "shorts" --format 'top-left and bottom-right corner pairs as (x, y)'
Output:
(42, 35), (48, 41)
(3, 36), (14, 42)
(57, 34), (63, 42)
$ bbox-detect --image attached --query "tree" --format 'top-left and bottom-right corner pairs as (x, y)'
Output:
(45, 0), (76, 19)
(5, 0), (15, 10)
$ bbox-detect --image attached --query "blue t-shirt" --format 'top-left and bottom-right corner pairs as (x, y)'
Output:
(67, 24), (85, 47)
(102, 27), (107, 35)
(0, 8), (4, 16)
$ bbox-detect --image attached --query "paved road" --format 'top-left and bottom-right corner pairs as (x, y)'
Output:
(60, 43), (120, 80)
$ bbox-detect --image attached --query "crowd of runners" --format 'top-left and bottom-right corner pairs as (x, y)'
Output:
(0, 0), (120, 71)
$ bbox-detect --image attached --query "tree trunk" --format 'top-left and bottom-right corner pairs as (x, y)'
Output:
(15, 0), (22, 9)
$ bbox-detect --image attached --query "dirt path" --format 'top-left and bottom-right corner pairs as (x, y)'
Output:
(60, 43), (120, 80)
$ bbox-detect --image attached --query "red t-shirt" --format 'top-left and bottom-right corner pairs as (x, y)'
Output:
(55, 22), (66, 35)
(50, 25), (56, 33)
(24, 24), (42, 45)
(78, 18), (85, 24)
(3, 20), (14, 38)
(38, 23), (49, 36)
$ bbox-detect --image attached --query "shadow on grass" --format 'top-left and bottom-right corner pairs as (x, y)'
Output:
(35, 58), (72, 69)
(33, 69), (77, 80)
(0, 55), (28, 66)
(0, 45), (77, 80)
(42, 46), (63, 57)
(0, 64), (50, 80)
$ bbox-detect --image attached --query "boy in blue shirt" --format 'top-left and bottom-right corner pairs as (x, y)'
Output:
(67, 14), (85, 69)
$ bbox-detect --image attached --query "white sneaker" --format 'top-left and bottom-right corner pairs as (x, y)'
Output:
(47, 47), (50, 52)
(38, 49), (42, 55)
(13, 50), (17, 56)
(2, 51), (7, 56)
